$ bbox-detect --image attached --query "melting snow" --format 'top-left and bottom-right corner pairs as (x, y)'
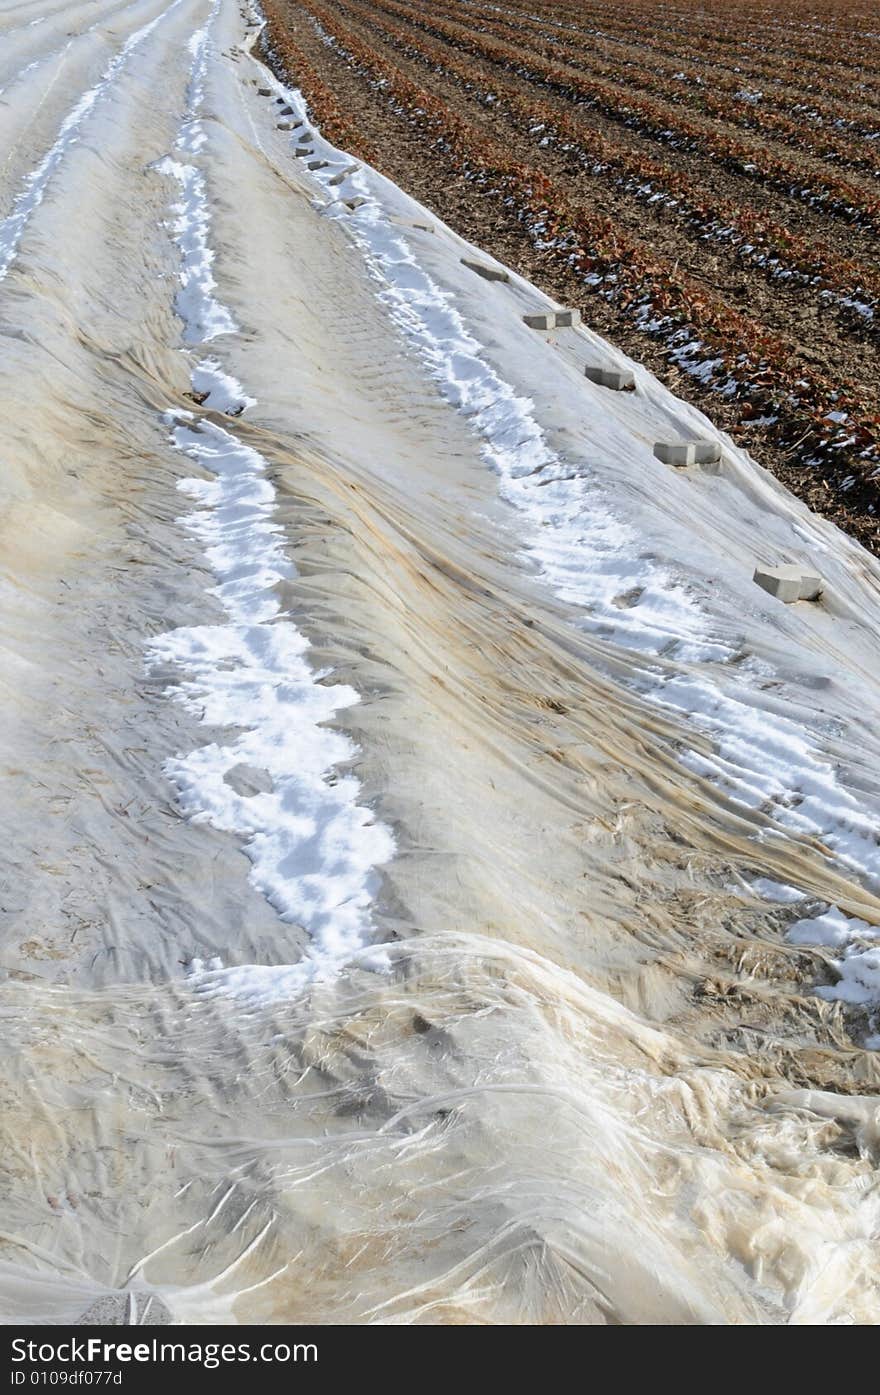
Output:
(150, 5), (394, 1008)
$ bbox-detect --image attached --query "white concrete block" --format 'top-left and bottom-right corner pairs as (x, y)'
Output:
(653, 439), (722, 467)
(327, 164), (359, 186)
(753, 565), (823, 603)
(524, 308), (580, 331)
(461, 257), (509, 283)
(584, 365), (635, 391)
(797, 573), (824, 601)
(654, 441), (697, 467)
(692, 440), (722, 465)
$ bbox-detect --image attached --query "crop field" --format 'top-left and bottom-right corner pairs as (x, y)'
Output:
(259, 0), (880, 551)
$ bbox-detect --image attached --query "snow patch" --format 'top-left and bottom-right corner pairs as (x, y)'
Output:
(149, 413), (394, 993)
(156, 157), (236, 344)
(751, 878), (808, 904)
(150, 5), (394, 1008)
(788, 905), (880, 1040)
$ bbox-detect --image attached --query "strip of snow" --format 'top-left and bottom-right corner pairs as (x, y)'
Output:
(0, 0), (188, 282)
(149, 415), (395, 990)
(156, 159), (236, 343)
(149, 5), (394, 1007)
(257, 45), (880, 1018)
(327, 198), (727, 663)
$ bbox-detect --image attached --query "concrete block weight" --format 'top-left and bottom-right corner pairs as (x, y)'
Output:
(523, 308), (581, 330)
(585, 365), (636, 391)
(753, 565), (823, 603)
(653, 440), (722, 467)
(461, 257), (509, 283)
(327, 164), (360, 186)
